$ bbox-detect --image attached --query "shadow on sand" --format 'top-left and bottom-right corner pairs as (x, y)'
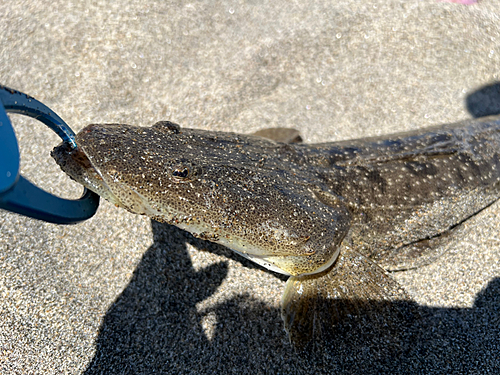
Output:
(466, 82), (500, 118)
(84, 220), (499, 375)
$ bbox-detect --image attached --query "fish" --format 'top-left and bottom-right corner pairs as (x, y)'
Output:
(51, 116), (500, 350)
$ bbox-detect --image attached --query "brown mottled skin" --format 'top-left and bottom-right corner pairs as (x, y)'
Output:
(52, 116), (500, 349)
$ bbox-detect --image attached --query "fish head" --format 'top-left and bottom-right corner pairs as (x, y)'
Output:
(52, 122), (351, 276)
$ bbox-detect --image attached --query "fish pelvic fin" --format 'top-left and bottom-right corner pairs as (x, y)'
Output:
(281, 245), (419, 356)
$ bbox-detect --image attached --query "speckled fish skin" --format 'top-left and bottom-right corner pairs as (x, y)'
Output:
(301, 116), (500, 270)
(52, 121), (352, 276)
(51, 115), (500, 350)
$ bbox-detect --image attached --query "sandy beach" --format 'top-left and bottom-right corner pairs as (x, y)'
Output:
(1, 1), (499, 373)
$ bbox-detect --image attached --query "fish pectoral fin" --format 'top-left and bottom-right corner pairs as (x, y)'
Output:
(251, 128), (303, 144)
(281, 246), (418, 354)
(376, 236), (453, 271)
(375, 224), (460, 271)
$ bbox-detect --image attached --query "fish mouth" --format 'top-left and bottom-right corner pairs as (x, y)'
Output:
(52, 141), (162, 216)
(51, 142), (122, 207)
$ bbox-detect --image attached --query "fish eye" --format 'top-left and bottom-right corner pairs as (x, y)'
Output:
(172, 167), (190, 180)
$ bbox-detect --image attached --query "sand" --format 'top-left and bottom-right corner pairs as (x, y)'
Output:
(1, 0), (499, 373)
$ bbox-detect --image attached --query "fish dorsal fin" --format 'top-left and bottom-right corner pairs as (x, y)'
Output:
(281, 246), (418, 354)
(251, 128), (303, 143)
